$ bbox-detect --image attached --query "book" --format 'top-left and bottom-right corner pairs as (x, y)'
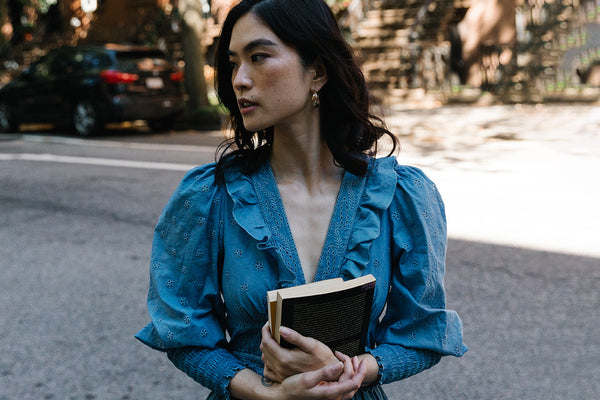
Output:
(267, 274), (375, 357)
(267, 278), (343, 337)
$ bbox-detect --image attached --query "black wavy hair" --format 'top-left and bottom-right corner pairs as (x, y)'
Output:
(214, 0), (398, 178)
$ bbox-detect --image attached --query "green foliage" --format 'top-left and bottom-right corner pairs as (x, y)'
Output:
(35, 0), (57, 14)
(13, 0), (57, 13)
(176, 105), (224, 130)
(1, 0), (57, 18)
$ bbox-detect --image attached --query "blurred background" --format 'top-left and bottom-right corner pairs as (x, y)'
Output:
(0, 1), (599, 399)
(1, 0), (599, 111)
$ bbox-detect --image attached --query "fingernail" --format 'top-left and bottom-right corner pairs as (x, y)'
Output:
(279, 327), (290, 336)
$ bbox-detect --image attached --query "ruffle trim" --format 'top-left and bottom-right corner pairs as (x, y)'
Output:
(222, 158), (399, 284)
(341, 157), (398, 279)
(223, 166), (272, 245)
(224, 164), (298, 286)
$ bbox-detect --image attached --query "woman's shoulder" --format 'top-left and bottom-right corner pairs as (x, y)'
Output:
(371, 156), (432, 182)
(368, 157), (444, 211)
(369, 157), (438, 191)
(161, 163), (222, 214)
(177, 162), (218, 191)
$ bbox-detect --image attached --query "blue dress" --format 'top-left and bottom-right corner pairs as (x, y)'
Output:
(136, 156), (467, 399)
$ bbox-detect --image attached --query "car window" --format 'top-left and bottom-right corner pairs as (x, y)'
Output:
(30, 52), (61, 80)
(24, 48), (114, 79)
(70, 49), (113, 72)
(30, 59), (51, 79)
(49, 52), (71, 75)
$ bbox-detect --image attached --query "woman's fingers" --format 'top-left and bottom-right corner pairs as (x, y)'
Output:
(262, 325), (339, 379)
(260, 322), (283, 375)
(309, 361), (364, 399)
(335, 351), (354, 383)
(338, 359), (367, 400)
(334, 350), (349, 362)
(278, 326), (315, 351)
(279, 326), (332, 357)
(262, 366), (283, 383)
(260, 322), (276, 349)
(277, 357), (367, 400)
(310, 361), (345, 384)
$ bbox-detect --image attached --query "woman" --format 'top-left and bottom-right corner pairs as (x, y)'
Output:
(136, 0), (467, 399)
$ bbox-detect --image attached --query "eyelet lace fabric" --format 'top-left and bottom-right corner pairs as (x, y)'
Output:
(250, 162), (370, 285)
(136, 157), (467, 399)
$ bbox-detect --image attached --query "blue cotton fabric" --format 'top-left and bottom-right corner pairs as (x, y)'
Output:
(136, 156), (467, 399)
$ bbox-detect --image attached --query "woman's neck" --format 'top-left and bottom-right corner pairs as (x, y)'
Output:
(270, 125), (341, 193)
(269, 121), (343, 281)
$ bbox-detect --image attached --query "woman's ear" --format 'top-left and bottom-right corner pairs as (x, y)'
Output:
(311, 57), (328, 92)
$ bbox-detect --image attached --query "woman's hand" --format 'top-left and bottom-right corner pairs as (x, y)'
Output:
(230, 339), (368, 400)
(260, 323), (339, 382)
(276, 352), (367, 400)
(229, 355), (366, 400)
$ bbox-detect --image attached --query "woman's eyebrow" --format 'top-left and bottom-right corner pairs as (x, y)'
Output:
(228, 38), (278, 57)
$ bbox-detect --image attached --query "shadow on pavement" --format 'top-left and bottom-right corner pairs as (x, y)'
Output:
(386, 238), (599, 400)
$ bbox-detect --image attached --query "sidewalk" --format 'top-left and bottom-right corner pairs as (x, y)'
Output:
(383, 103), (600, 258)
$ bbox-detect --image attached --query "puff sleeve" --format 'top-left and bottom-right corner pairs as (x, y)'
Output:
(369, 164), (468, 384)
(135, 164), (245, 398)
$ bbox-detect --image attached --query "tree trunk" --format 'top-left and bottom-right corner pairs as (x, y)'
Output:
(179, 0), (209, 108)
(458, 0), (516, 87)
(7, 0), (22, 43)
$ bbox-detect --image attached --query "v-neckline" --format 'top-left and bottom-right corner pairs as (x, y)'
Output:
(251, 162), (366, 286)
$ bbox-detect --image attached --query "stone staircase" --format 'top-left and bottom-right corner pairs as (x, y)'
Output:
(353, 0), (470, 103)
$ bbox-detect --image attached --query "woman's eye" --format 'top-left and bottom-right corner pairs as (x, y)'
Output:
(251, 54), (267, 63)
(228, 60), (238, 69)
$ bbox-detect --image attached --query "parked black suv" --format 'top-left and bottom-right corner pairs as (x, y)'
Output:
(0, 43), (185, 135)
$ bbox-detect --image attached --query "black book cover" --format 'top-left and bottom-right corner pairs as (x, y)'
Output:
(277, 279), (375, 357)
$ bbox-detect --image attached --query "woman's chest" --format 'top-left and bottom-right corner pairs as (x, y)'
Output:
(278, 181), (339, 282)
(220, 231), (276, 322)
(218, 212), (394, 326)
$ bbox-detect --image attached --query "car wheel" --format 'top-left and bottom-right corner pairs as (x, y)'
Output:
(73, 101), (102, 136)
(0, 103), (19, 133)
(147, 115), (177, 132)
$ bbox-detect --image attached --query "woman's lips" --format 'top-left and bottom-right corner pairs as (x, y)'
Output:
(238, 98), (257, 115)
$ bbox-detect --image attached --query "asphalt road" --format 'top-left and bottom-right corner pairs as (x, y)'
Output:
(1, 104), (599, 400)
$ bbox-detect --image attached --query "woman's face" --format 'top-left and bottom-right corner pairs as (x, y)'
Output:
(228, 12), (317, 133)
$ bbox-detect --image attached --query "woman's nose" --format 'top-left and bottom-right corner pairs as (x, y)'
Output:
(232, 64), (252, 92)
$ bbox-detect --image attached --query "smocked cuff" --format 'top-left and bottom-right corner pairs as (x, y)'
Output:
(167, 347), (246, 399)
(369, 344), (442, 384)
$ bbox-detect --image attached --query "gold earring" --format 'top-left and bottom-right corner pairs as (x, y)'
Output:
(311, 91), (320, 108)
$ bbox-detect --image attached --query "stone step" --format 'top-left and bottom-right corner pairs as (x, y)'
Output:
(376, 0), (472, 9)
(363, 28), (410, 41)
(366, 79), (394, 90)
(356, 0), (476, 104)
(364, 8), (416, 19)
(363, 10), (419, 29)
(359, 51), (404, 64)
(353, 39), (411, 53)
(354, 24), (415, 39)
(356, 19), (413, 31)
(362, 63), (406, 76)
(375, 0), (423, 10)
(364, 65), (415, 79)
